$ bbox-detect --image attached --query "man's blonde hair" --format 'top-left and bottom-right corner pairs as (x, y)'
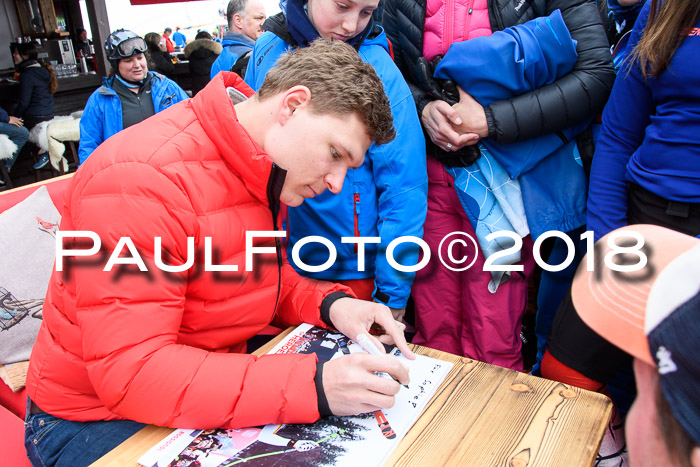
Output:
(257, 39), (395, 146)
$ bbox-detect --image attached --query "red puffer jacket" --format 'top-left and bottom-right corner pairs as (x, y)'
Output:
(26, 72), (351, 429)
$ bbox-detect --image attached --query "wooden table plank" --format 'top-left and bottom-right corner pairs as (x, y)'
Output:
(91, 425), (173, 467)
(91, 334), (612, 467)
(387, 349), (611, 466)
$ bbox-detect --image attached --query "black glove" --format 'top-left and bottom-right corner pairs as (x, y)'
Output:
(416, 56), (459, 105)
(416, 56), (480, 167)
(428, 140), (482, 167)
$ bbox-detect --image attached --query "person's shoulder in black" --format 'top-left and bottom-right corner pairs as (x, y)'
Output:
(184, 32), (222, 76)
(143, 32), (175, 77)
(184, 31), (222, 95)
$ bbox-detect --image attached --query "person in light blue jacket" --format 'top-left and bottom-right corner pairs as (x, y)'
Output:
(209, 0), (266, 79)
(245, 0), (427, 319)
(79, 30), (188, 165)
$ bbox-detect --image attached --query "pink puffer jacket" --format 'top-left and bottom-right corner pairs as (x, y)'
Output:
(423, 0), (492, 61)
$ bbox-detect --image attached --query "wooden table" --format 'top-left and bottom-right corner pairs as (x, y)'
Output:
(92, 329), (612, 466)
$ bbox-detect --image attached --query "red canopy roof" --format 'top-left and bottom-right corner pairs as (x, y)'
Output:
(129, 0), (208, 5)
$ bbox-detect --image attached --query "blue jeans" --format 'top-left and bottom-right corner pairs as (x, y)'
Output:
(0, 122), (29, 170)
(24, 398), (145, 467)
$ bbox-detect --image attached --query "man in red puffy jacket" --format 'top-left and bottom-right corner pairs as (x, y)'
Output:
(25, 40), (411, 466)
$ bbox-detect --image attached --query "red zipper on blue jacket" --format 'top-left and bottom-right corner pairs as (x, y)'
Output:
(353, 191), (361, 254)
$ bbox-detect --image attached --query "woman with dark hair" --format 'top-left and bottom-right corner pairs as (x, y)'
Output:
(144, 32), (175, 77)
(184, 30), (222, 95)
(11, 42), (57, 169)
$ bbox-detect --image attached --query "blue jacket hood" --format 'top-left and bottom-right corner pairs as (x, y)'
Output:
(221, 32), (255, 48)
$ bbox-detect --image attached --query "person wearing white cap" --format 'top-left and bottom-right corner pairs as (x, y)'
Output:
(572, 224), (700, 467)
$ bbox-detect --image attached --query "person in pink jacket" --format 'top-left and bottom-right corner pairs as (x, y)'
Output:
(24, 40), (411, 467)
(381, 0), (614, 371)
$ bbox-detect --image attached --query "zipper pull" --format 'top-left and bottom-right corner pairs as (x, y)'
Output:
(469, 7), (473, 14)
(353, 192), (361, 254)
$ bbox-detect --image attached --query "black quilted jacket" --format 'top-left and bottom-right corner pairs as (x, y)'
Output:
(381, 0), (616, 145)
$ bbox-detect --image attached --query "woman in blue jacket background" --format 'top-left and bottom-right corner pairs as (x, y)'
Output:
(12, 42), (57, 170)
(244, 0), (428, 320)
(544, 0), (700, 409)
(78, 30), (188, 165)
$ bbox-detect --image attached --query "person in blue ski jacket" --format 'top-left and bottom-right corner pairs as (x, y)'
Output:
(245, 0), (428, 319)
(79, 30), (188, 165)
(172, 27), (187, 49)
(209, 0), (267, 79)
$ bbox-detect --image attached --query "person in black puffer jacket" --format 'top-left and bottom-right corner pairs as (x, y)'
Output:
(144, 32), (175, 78)
(184, 31), (222, 95)
(11, 42), (57, 169)
(380, 0), (615, 372)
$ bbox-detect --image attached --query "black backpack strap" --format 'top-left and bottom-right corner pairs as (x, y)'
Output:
(230, 50), (253, 78)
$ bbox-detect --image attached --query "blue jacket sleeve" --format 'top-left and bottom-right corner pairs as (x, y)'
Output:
(210, 51), (234, 80)
(485, 0), (615, 144)
(0, 107), (8, 123)
(244, 34), (277, 90)
(78, 92), (106, 165)
(243, 50), (257, 88)
(587, 6), (651, 240)
(365, 55), (428, 308)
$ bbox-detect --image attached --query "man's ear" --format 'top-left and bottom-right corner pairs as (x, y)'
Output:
(278, 86), (311, 125)
(691, 446), (700, 467)
(233, 13), (244, 30)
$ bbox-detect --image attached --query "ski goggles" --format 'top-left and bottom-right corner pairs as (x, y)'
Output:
(115, 37), (147, 58)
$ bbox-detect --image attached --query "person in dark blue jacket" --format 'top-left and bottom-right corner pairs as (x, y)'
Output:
(209, 0), (266, 79)
(245, 0), (428, 319)
(12, 42), (57, 170)
(543, 0), (700, 452)
(78, 30), (188, 165)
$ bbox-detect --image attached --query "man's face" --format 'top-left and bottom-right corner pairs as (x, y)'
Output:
(266, 107), (370, 207)
(79, 30), (88, 41)
(12, 49), (23, 64)
(118, 53), (148, 82)
(240, 0), (266, 40)
(626, 359), (679, 467)
(307, 0), (379, 42)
